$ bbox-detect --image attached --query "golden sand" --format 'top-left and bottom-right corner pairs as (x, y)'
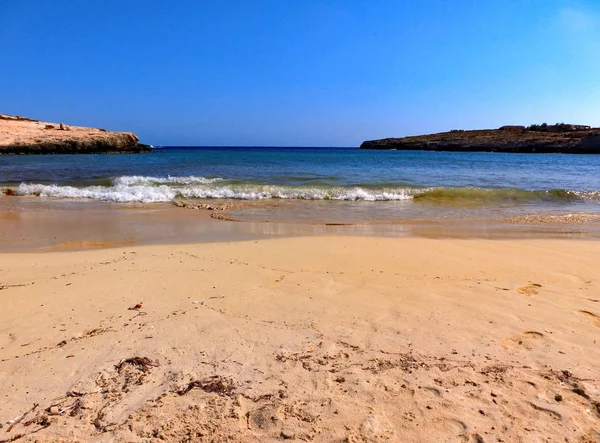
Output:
(1, 236), (599, 441)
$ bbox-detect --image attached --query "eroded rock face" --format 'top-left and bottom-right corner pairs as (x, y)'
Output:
(360, 125), (600, 154)
(0, 114), (151, 154)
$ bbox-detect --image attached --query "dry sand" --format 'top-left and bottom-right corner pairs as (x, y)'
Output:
(0, 236), (599, 442)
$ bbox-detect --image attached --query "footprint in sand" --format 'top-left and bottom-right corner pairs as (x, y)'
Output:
(575, 310), (600, 328)
(502, 331), (547, 350)
(428, 418), (468, 439)
(516, 283), (542, 296)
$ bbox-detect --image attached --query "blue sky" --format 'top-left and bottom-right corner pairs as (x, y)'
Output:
(1, 1), (599, 146)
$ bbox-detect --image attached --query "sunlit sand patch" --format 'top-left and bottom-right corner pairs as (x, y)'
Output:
(1, 237), (600, 441)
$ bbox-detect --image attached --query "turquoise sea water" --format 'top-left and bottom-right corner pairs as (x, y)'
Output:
(1, 147), (600, 221)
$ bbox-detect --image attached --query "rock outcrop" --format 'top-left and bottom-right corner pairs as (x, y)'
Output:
(360, 125), (600, 154)
(0, 114), (151, 154)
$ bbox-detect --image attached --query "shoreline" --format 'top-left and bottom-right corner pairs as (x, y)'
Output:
(3, 195), (600, 252)
(1, 236), (599, 441)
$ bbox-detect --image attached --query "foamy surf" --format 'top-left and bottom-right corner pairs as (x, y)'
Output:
(7, 176), (415, 203)
(14, 183), (180, 203)
(114, 175), (223, 186)
(4, 175), (599, 204)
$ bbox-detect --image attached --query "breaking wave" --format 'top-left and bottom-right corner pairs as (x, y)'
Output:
(114, 175), (223, 186)
(3, 175), (599, 204)
(8, 176), (414, 203)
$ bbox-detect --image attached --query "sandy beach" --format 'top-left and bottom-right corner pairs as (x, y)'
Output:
(1, 235), (599, 442)
(4, 0), (600, 441)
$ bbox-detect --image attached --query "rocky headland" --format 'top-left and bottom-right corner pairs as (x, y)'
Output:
(0, 114), (151, 154)
(361, 124), (600, 154)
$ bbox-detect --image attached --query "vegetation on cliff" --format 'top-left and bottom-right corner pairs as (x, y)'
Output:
(360, 124), (600, 154)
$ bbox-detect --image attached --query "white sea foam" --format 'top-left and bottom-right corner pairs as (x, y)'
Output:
(179, 185), (414, 201)
(574, 190), (600, 200)
(16, 183), (178, 203)
(114, 175), (223, 186)
(11, 175), (415, 203)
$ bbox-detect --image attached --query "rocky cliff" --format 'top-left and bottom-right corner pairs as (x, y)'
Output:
(0, 114), (151, 154)
(360, 125), (600, 154)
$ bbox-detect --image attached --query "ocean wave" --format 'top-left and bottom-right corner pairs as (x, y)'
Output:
(9, 182), (414, 202)
(114, 175), (223, 186)
(6, 175), (414, 202)
(180, 185), (415, 201)
(15, 183), (179, 203)
(4, 176), (599, 204)
(413, 187), (584, 202)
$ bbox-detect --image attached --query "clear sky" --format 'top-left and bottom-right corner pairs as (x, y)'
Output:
(1, 1), (599, 146)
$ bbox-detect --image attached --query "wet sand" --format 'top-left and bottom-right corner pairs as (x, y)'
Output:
(2, 195), (600, 253)
(1, 235), (600, 441)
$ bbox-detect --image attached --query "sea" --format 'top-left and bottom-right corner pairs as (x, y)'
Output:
(2, 146), (600, 224)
